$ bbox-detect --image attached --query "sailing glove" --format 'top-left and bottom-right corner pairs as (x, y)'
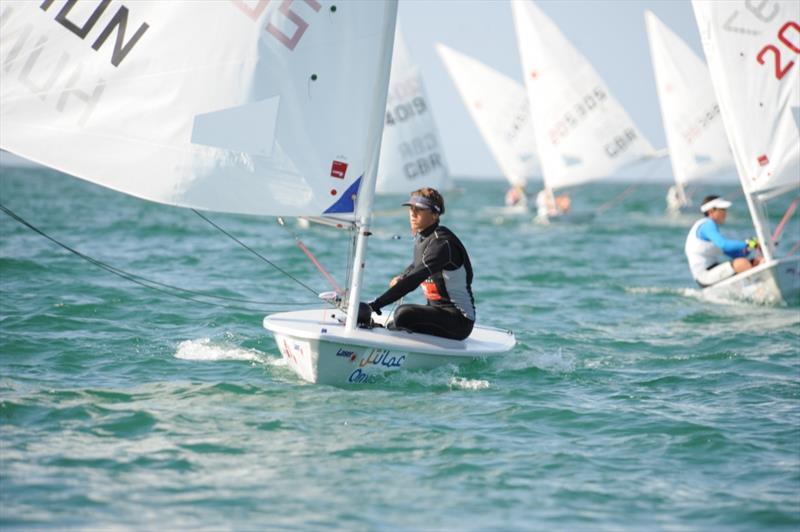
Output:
(357, 302), (380, 327)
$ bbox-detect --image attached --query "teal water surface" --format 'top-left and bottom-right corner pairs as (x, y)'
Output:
(1, 166), (799, 530)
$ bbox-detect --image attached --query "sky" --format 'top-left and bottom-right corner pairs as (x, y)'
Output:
(398, 0), (705, 180)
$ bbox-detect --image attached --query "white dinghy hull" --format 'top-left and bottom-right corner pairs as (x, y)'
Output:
(703, 256), (800, 306)
(264, 309), (516, 385)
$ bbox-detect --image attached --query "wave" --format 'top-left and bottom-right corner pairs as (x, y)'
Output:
(174, 338), (274, 364)
(495, 347), (577, 373)
(625, 285), (701, 298)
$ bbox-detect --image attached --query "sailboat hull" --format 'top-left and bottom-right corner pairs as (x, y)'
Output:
(263, 309), (515, 385)
(702, 256), (800, 306)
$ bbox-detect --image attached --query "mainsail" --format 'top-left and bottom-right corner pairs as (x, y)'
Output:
(436, 43), (539, 187)
(645, 11), (735, 200)
(0, 1), (397, 218)
(692, 0), (799, 260)
(511, 0), (656, 192)
(376, 30), (450, 195)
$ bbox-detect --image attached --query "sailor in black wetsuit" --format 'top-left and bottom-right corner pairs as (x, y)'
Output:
(361, 188), (475, 340)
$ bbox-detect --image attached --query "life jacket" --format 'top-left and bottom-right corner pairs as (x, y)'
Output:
(685, 218), (724, 280)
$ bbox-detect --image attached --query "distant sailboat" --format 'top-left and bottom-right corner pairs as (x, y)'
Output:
(511, 0), (659, 221)
(645, 10), (736, 213)
(691, 0), (799, 305)
(436, 43), (540, 207)
(376, 29), (451, 195)
(0, 1), (515, 384)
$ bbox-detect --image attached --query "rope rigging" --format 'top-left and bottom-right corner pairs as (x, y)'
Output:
(273, 215), (357, 312)
(191, 209), (321, 297)
(0, 203), (320, 313)
(593, 155), (668, 216)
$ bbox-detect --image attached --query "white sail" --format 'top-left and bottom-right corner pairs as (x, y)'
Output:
(376, 30), (450, 195)
(645, 11), (735, 191)
(0, 1), (396, 218)
(692, 0), (800, 201)
(511, 0), (656, 191)
(436, 43), (539, 187)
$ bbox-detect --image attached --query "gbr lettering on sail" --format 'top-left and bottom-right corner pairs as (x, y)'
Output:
(1, 0), (321, 125)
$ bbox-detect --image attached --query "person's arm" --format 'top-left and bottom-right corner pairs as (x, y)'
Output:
(370, 265), (430, 310)
(370, 239), (456, 310)
(697, 220), (748, 258)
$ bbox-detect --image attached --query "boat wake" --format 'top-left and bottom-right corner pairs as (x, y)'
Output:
(381, 364), (491, 391)
(625, 286), (700, 298)
(449, 376), (491, 391)
(174, 338), (274, 364)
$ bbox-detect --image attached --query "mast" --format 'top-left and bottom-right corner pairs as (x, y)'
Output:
(742, 191), (775, 262)
(344, 2), (398, 332)
(674, 182), (688, 207)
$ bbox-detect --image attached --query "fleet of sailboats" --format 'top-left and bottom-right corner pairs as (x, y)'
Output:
(645, 10), (736, 213)
(0, 0), (797, 386)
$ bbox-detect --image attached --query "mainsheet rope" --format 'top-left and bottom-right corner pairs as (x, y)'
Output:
(191, 209), (321, 297)
(0, 203), (318, 313)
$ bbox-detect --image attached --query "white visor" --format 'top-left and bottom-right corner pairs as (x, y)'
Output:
(700, 198), (732, 212)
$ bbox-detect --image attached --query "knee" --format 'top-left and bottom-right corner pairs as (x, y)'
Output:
(392, 304), (414, 327)
(732, 258), (752, 273)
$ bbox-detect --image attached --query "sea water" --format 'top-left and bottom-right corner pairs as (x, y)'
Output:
(1, 166), (798, 530)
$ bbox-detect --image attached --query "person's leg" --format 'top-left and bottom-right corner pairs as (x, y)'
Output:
(390, 304), (473, 340)
(732, 257), (754, 273)
(696, 261), (736, 287)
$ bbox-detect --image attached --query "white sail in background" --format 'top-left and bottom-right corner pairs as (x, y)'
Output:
(692, 0), (799, 202)
(645, 11), (735, 194)
(436, 43), (539, 187)
(511, 0), (656, 192)
(376, 30), (450, 195)
(0, 1), (396, 218)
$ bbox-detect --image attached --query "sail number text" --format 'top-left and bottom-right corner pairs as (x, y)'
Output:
(231, 0), (321, 51)
(386, 97), (427, 126)
(385, 94), (444, 179)
(681, 103), (721, 145)
(549, 87), (608, 145)
(726, 1), (799, 81)
(757, 21), (799, 80)
(506, 101), (532, 143)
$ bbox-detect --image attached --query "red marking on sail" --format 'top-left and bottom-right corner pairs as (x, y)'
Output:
(331, 160), (348, 179)
(530, 70), (538, 79)
(757, 154), (769, 167)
